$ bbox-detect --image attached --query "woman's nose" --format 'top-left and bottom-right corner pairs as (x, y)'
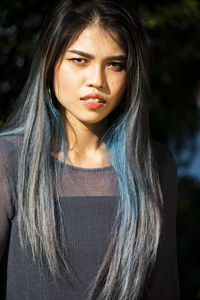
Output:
(85, 64), (105, 89)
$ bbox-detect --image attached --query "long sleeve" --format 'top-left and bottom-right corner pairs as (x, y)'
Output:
(142, 144), (180, 299)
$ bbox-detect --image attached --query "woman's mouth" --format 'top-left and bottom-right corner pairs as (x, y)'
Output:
(83, 98), (104, 103)
(80, 95), (106, 109)
(80, 98), (105, 109)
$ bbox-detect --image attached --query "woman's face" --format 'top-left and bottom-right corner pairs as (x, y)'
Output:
(54, 24), (127, 127)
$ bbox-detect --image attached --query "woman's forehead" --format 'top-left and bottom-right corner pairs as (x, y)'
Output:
(66, 24), (125, 55)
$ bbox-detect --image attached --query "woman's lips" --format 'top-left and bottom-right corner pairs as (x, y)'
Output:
(80, 94), (105, 109)
(80, 99), (105, 109)
(81, 93), (105, 102)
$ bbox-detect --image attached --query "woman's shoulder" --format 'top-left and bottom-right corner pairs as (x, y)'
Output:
(152, 141), (177, 170)
(0, 134), (22, 151)
(0, 134), (22, 163)
(152, 141), (175, 161)
(152, 141), (178, 188)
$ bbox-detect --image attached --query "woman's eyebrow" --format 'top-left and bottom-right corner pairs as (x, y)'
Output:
(68, 50), (126, 61)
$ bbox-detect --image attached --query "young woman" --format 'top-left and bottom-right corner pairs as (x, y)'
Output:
(0, 0), (179, 299)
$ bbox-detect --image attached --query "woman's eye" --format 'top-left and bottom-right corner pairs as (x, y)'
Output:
(108, 62), (125, 71)
(70, 58), (87, 64)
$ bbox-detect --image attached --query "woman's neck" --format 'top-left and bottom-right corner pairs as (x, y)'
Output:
(58, 114), (110, 168)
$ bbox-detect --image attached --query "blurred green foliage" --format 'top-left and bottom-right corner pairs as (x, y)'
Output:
(0, 0), (200, 298)
(139, 0), (200, 152)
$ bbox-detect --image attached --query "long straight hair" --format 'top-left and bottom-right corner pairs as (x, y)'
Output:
(0, 0), (162, 299)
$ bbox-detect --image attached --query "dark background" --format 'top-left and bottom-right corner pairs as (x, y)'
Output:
(0, 0), (200, 298)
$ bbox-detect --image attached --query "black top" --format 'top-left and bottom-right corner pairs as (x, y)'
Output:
(0, 136), (179, 299)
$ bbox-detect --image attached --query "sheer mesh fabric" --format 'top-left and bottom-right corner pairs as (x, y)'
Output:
(55, 158), (120, 198)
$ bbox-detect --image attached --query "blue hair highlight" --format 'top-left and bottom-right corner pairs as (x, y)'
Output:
(47, 101), (66, 181)
(105, 119), (138, 228)
(48, 102), (65, 156)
